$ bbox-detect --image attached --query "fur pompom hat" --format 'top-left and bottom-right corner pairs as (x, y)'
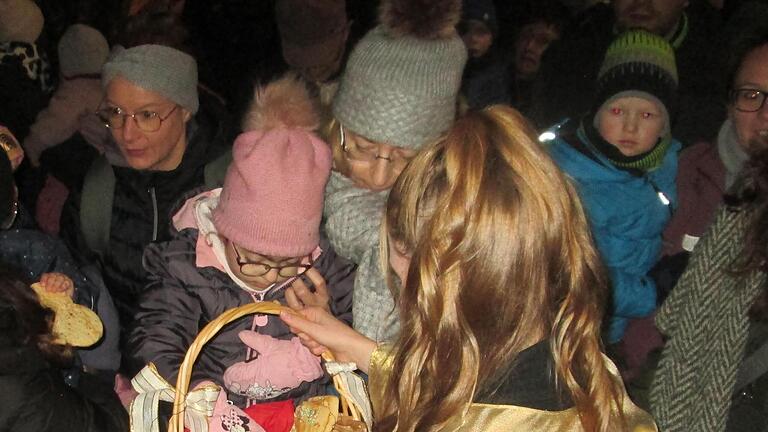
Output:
(58, 24), (110, 78)
(213, 74), (332, 257)
(332, 0), (467, 149)
(0, 0), (44, 43)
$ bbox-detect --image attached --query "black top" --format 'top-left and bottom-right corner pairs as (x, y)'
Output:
(477, 340), (574, 411)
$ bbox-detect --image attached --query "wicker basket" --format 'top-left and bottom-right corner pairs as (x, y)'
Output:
(167, 302), (368, 432)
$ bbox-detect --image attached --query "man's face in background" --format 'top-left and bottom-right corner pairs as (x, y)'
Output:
(613, 0), (689, 36)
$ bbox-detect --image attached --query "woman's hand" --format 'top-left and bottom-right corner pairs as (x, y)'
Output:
(39, 272), (75, 298)
(281, 307), (377, 374)
(285, 268), (331, 312)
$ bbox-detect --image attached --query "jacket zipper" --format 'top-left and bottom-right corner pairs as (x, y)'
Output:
(647, 178), (672, 217)
(245, 291), (267, 407)
(149, 187), (158, 241)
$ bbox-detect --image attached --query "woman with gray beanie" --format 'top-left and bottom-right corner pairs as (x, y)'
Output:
(323, 0), (467, 342)
(59, 44), (231, 333)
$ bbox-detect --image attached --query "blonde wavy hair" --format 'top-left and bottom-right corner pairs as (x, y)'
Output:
(378, 106), (624, 432)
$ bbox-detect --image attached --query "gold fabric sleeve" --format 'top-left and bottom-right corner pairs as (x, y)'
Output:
(367, 343), (394, 418)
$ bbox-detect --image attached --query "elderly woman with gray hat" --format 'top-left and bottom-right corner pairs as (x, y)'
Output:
(59, 44), (232, 334)
(322, 0), (467, 342)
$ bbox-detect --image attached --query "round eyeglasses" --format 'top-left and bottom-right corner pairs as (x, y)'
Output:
(731, 88), (768, 113)
(98, 105), (179, 132)
(339, 124), (417, 164)
(232, 243), (314, 278)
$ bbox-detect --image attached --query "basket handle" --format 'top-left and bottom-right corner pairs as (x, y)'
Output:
(169, 302), (285, 432)
(169, 303), (365, 432)
(320, 351), (363, 422)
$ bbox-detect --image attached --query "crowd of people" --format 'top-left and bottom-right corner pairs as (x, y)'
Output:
(1, 0), (767, 431)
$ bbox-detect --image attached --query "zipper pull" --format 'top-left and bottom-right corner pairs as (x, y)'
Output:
(657, 191), (670, 206)
(148, 187), (158, 241)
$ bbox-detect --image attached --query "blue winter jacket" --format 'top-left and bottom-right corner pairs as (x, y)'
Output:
(547, 129), (680, 342)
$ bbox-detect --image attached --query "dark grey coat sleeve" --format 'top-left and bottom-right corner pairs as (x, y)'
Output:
(123, 241), (204, 380)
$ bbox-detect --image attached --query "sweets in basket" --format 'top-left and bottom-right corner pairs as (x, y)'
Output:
(128, 302), (372, 432)
(291, 352), (372, 432)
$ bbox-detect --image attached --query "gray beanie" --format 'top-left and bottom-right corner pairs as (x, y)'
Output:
(58, 24), (110, 78)
(332, 1), (467, 149)
(102, 44), (199, 114)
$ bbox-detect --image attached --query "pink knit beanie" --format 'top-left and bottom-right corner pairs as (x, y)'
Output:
(213, 75), (331, 257)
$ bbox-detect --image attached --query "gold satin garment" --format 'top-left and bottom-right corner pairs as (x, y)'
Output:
(367, 345), (657, 432)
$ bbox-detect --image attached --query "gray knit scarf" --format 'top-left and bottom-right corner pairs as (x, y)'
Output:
(650, 207), (767, 432)
(717, 119), (750, 190)
(323, 171), (400, 342)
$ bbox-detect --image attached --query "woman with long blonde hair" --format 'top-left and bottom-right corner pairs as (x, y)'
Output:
(282, 106), (655, 431)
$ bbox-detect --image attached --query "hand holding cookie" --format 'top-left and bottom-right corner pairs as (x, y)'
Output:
(31, 282), (103, 347)
(39, 272), (75, 298)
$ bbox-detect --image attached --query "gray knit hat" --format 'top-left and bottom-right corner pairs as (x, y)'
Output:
(332, 0), (467, 149)
(58, 24), (110, 78)
(102, 44), (199, 114)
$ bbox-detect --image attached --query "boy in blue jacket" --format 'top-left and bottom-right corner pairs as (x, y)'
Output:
(546, 30), (680, 344)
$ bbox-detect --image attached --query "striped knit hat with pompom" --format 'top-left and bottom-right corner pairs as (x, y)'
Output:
(593, 29), (679, 130)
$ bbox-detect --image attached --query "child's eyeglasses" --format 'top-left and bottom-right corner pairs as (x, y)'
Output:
(231, 243), (314, 278)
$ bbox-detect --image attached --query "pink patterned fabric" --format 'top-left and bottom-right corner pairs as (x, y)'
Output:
(223, 331), (322, 401)
(209, 384), (266, 432)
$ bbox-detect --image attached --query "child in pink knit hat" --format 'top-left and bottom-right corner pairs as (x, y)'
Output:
(123, 74), (356, 428)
